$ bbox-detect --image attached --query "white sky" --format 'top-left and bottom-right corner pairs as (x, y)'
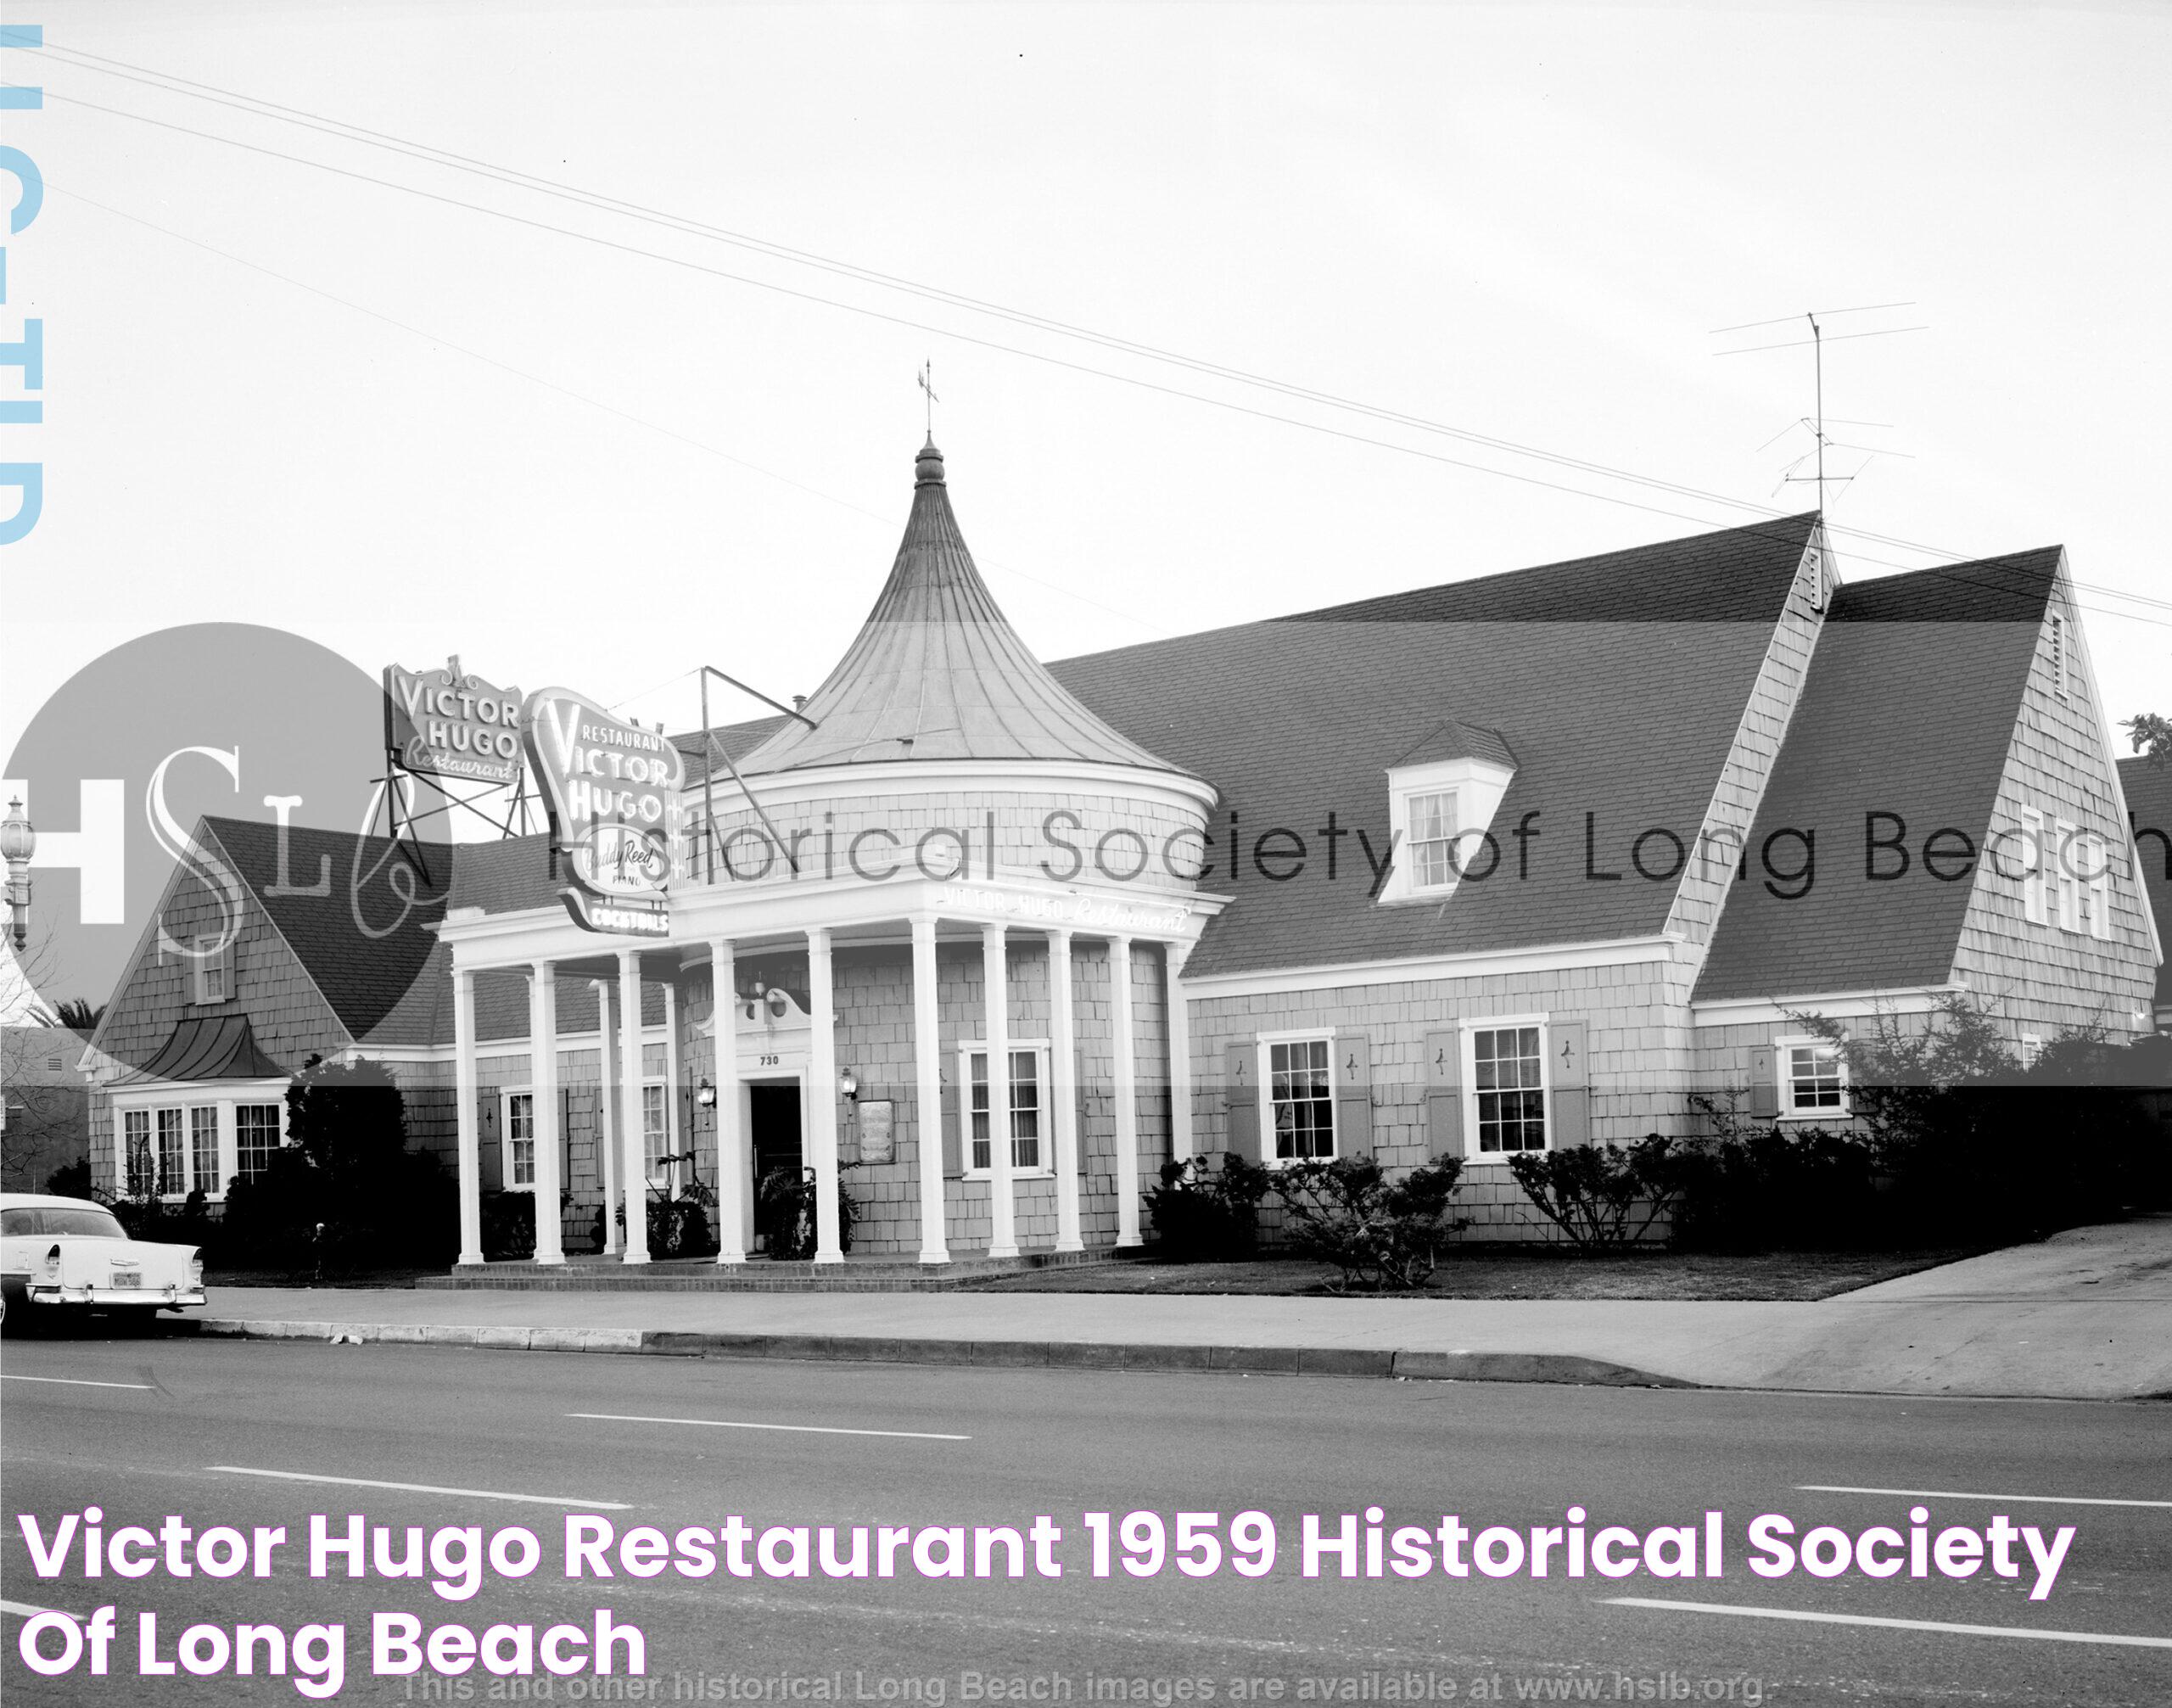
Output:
(4, 2), (2168, 790)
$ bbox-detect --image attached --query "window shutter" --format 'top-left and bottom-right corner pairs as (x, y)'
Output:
(1423, 1028), (1463, 1158)
(1334, 1033), (1373, 1162)
(1074, 1046), (1089, 1178)
(2019, 808), (2046, 925)
(940, 1069), (963, 1179)
(2088, 837), (2112, 941)
(1749, 1047), (1778, 1124)
(1223, 1043), (1260, 1162)
(2056, 819), (2080, 932)
(1550, 1020), (1591, 1148)
(478, 1091), (503, 1192)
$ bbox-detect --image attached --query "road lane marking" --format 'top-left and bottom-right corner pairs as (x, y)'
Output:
(2, 1599), (69, 1618)
(1799, 1484), (2172, 1509)
(569, 1411), (971, 1442)
(2, 1373), (155, 1391)
(1604, 1597), (2172, 1649)
(207, 1466), (630, 1509)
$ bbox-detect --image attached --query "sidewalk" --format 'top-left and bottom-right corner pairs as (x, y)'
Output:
(188, 1216), (2172, 1403)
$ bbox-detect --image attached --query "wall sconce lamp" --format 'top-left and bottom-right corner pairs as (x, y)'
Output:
(697, 1078), (717, 1110)
(839, 1068), (859, 1102)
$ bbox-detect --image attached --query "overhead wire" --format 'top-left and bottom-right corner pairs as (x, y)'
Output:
(14, 60), (2171, 632)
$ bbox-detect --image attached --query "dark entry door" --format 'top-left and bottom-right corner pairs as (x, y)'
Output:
(748, 1084), (803, 1255)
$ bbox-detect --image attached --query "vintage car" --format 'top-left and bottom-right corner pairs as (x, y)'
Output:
(0, 1193), (207, 1322)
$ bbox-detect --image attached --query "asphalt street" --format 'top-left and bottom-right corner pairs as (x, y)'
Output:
(3, 1330), (2167, 1707)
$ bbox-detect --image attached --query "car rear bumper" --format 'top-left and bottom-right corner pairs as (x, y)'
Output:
(26, 1284), (205, 1309)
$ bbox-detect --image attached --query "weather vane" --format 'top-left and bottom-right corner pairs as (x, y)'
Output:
(918, 361), (938, 436)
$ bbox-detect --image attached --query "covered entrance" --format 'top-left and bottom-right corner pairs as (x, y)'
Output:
(747, 1080), (803, 1254)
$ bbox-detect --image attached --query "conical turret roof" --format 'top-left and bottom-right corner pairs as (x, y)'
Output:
(738, 440), (1192, 777)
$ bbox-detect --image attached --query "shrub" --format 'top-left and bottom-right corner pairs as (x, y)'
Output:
(42, 1158), (92, 1199)
(1506, 1137), (1688, 1249)
(755, 1165), (859, 1260)
(1670, 1109), (1882, 1252)
(1145, 1153), (1273, 1260)
(216, 1057), (456, 1274)
(1270, 1156), (1466, 1291)
(648, 1179), (719, 1259)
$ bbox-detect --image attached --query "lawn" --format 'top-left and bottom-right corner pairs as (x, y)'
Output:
(969, 1246), (1982, 1302)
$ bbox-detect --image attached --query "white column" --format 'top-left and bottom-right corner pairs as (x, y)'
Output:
(1048, 927), (1083, 1253)
(663, 981), (682, 1194)
(1110, 933), (1142, 1247)
(618, 949), (650, 1264)
(593, 978), (620, 1256)
(1165, 938), (1195, 1165)
(529, 960), (565, 1265)
(982, 923), (1019, 1258)
(807, 928), (844, 1264)
(911, 916), (950, 1264)
(711, 939), (746, 1264)
(453, 966), (484, 1264)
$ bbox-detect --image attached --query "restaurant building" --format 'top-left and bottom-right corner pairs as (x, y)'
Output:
(81, 440), (2164, 1264)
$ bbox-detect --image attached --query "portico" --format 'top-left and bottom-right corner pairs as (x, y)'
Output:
(437, 435), (1222, 1267)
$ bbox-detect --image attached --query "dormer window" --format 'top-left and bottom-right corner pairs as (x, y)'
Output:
(1380, 722), (1517, 905)
(1408, 791), (1460, 888)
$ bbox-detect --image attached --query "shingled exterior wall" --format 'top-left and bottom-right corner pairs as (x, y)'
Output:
(1664, 536), (1828, 949)
(1947, 580), (2158, 1038)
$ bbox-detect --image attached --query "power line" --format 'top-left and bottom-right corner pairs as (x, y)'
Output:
(22, 53), (2172, 621)
(20, 76), (2172, 632)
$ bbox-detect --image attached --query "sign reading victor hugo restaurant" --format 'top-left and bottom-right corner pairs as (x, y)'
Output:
(383, 658), (526, 786)
(522, 687), (685, 937)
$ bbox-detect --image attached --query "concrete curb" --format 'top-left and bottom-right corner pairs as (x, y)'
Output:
(192, 1316), (1693, 1388)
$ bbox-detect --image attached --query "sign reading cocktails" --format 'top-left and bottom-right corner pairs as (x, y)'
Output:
(521, 687), (684, 937)
(383, 658), (526, 787)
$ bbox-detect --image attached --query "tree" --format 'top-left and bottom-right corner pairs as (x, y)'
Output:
(2125, 712), (2170, 763)
(53, 998), (104, 1033)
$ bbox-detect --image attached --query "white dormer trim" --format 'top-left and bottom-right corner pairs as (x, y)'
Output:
(1380, 753), (1516, 906)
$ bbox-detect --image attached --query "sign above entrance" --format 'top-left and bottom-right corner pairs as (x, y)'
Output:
(522, 686), (686, 936)
(383, 658), (525, 787)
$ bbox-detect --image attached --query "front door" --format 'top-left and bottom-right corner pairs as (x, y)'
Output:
(748, 1083), (803, 1255)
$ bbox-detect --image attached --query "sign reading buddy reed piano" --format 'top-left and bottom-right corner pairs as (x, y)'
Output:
(521, 686), (686, 937)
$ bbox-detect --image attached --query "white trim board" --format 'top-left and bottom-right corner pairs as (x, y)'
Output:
(1691, 983), (1968, 1028)
(1178, 934), (1681, 1000)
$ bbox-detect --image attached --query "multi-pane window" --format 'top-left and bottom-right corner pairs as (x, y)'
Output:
(1408, 791), (1459, 890)
(193, 933), (228, 1005)
(123, 1108), (153, 1196)
(1786, 1043), (1845, 1113)
(190, 1106), (220, 1196)
(1473, 1026), (1547, 1154)
(235, 1103), (281, 1180)
(156, 1107), (185, 1196)
(967, 1049), (1043, 1172)
(1268, 1039), (1335, 1161)
(507, 1092), (536, 1188)
(642, 1083), (670, 1184)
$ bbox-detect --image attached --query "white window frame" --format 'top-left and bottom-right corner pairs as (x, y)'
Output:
(501, 1085), (537, 1192)
(188, 1104), (220, 1198)
(959, 1040), (1054, 1179)
(109, 1084), (275, 1202)
(191, 932), (230, 1005)
(1256, 1029), (1339, 1167)
(1380, 756), (1515, 904)
(2019, 1033), (2042, 1072)
(1460, 1014), (1551, 1162)
(641, 1078), (674, 1190)
(232, 1100), (285, 1183)
(1776, 1033), (1850, 1121)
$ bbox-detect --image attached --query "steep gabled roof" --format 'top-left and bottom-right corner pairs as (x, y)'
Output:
(2119, 754), (2172, 1015)
(1391, 720), (1518, 771)
(736, 442), (1195, 777)
(200, 819), (449, 1042)
(1693, 550), (2060, 1001)
(1048, 514), (1820, 978)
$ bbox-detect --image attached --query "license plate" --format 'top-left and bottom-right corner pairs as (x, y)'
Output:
(112, 1270), (141, 1288)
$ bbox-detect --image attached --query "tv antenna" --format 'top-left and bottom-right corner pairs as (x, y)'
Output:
(1713, 302), (1924, 512)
